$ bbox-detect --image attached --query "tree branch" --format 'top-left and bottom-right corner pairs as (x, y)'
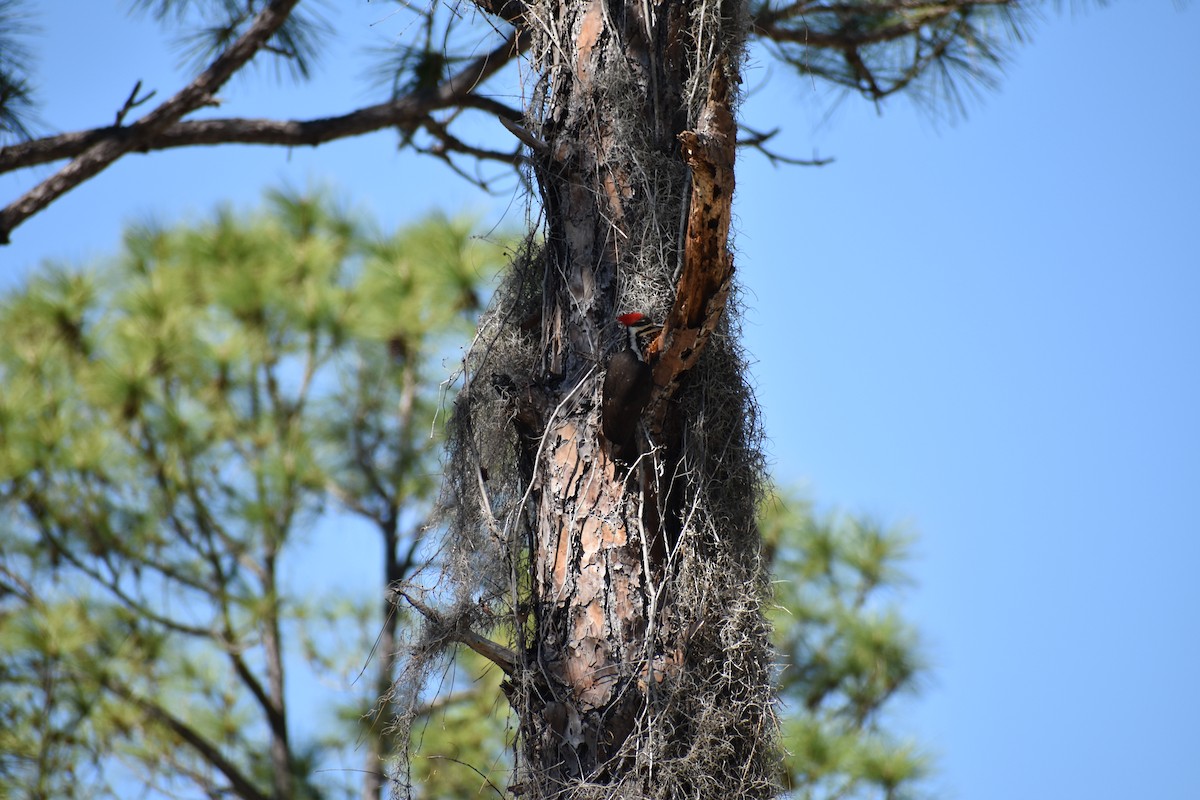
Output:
(399, 590), (517, 676)
(109, 683), (272, 800)
(422, 115), (524, 168)
(738, 124), (834, 167)
(0, 28), (526, 247)
(751, 0), (1013, 48)
(468, 0), (529, 26)
(18, 489), (218, 640)
(0, 0), (303, 244)
(0, 33), (524, 175)
(752, 0), (1012, 32)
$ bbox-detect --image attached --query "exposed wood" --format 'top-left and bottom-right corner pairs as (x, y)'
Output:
(649, 56), (738, 422)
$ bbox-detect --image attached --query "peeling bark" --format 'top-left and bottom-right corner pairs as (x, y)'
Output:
(508, 0), (749, 791)
(529, 417), (650, 782)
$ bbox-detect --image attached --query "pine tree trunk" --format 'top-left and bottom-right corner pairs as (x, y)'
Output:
(428, 0), (775, 796)
(516, 0), (770, 792)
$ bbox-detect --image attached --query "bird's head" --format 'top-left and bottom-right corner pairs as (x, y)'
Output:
(616, 312), (661, 361)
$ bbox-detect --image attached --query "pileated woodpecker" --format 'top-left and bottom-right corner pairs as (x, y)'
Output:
(601, 312), (662, 463)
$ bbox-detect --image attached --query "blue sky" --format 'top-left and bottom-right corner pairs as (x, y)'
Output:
(5, 2), (1199, 799)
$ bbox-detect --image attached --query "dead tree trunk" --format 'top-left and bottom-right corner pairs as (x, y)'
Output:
(411, 0), (775, 797)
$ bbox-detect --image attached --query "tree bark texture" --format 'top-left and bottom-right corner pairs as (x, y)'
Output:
(428, 0), (774, 796)
(502, 0), (772, 795)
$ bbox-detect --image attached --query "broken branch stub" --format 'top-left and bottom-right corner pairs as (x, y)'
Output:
(650, 56), (737, 421)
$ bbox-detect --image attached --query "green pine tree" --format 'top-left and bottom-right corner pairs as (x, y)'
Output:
(762, 490), (927, 800)
(0, 189), (506, 800)
(1, 194), (929, 800)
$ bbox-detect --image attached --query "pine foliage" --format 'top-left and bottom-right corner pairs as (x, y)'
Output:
(0, 191), (504, 799)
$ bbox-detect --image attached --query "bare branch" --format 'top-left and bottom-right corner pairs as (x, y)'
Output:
(0, 0), (303, 244)
(468, 0), (529, 26)
(114, 80), (157, 126)
(399, 589), (517, 675)
(1, 34), (525, 175)
(738, 124), (834, 167)
(18, 491), (219, 640)
(458, 94), (523, 122)
(497, 115), (549, 157)
(423, 115), (524, 167)
(0, 29), (526, 247)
